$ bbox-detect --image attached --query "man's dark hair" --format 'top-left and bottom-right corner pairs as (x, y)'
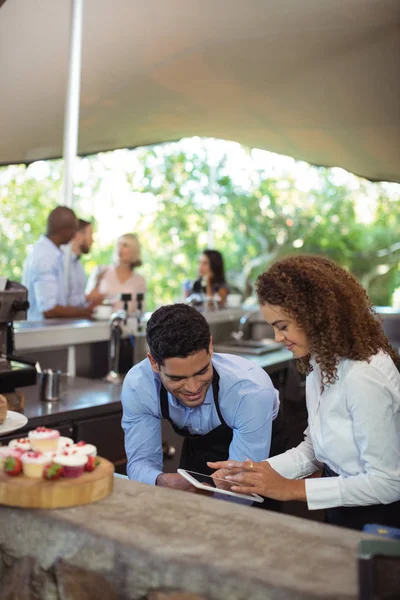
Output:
(77, 218), (91, 231)
(46, 206), (76, 235)
(146, 304), (211, 365)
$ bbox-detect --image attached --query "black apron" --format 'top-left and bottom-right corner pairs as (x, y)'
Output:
(160, 367), (288, 511)
(322, 463), (400, 531)
(160, 367), (232, 478)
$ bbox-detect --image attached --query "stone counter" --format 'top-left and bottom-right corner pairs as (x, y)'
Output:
(0, 477), (367, 599)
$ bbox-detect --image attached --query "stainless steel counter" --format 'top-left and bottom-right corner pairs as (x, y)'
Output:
(18, 376), (122, 426)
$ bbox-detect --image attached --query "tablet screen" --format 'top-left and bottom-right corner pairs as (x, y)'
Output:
(184, 469), (242, 492)
(178, 468), (264, 502)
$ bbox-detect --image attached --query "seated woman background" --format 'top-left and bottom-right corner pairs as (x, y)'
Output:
(86, 233), (146, 315)
(184, 249), (229, 307)
(209, 254), (400, 530)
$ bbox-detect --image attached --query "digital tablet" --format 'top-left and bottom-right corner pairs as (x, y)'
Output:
(177, 469), (264, 503)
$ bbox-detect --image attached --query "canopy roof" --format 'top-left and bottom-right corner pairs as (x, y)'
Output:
(1, 0), (399, 182)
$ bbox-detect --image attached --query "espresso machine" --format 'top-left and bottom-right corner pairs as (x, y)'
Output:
(0, 280), (37, 394)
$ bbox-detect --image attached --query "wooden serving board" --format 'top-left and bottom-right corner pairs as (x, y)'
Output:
(0, 457), (114, 509)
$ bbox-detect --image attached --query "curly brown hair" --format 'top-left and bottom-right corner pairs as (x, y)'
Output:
(256, 255), (398, 388)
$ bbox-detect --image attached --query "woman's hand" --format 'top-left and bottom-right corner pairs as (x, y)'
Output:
(208, 459), (306, 501)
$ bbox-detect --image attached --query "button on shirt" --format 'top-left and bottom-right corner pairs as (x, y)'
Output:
(121, 353), (280, 485)
(267, 351), (400, 511)
(22, 236), (66, 320)
(67, 254), (87, 307)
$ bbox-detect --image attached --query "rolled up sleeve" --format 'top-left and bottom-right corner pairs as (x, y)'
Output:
(121, 378), (163, 486)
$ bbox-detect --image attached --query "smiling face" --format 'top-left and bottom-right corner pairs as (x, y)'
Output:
(261, 304), (310, 358)
(148, 343), (214, 408)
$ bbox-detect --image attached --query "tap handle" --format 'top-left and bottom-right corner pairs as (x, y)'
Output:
(136, 292), (144, 311)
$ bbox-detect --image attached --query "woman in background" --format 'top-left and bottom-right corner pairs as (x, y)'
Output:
(186, 249), (229, 307)
(209, 255), (400, 530)
(86, 233), (146, 314)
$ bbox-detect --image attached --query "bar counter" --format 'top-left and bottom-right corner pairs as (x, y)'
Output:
(0, 476), (368, 599)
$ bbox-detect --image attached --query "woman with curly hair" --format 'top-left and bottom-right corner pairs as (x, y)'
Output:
(209, 255), (400, 530)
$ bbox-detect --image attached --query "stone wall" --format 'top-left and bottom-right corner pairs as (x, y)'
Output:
(0, 478), (367, 599)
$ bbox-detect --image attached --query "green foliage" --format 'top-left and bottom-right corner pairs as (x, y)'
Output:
(0, 162), (62, 279)
(1, 142), (399, 310)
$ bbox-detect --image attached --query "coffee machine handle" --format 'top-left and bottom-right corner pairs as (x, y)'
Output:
(6, 322), (15, 357)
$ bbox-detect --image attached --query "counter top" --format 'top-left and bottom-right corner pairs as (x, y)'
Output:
(13, 376), (123, 428)
(0, 476), (368, 599)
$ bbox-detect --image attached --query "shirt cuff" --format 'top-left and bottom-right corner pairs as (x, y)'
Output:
(129, 467), (162, 487)
(305, 476), (343, 510)
(266, 453), (303, 480)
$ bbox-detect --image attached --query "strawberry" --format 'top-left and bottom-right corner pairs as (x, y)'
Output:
(84, 456), (100, 472)
(43, 462), (63, 480)
(4, 456), (22, 476)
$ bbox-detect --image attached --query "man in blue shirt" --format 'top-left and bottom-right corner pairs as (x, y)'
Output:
(22, 207), (94, 320)
(121, 304), (284, 501)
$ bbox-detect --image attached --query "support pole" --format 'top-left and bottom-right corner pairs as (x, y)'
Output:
(63, 0), (84, 297)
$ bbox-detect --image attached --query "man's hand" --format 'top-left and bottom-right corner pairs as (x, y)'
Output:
(155, 472), (212, 495)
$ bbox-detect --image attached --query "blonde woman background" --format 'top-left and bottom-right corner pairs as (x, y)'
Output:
(86, 233), (146, 314)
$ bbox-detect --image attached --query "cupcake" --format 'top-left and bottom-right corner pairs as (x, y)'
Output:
(58, 436), (74, 451)
(0, 447), (23, 469)
(9, 437), (31, 452)
(54, 452), (88, 478)
(28, 427), (60, 452)
(21, 451), (50, 478)
(73, 441), (97, 457)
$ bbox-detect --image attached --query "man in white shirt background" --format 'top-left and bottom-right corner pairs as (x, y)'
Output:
(22, 207), (94, 320)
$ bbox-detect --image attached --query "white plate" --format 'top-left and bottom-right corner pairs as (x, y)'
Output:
(0, 411), (28, 436)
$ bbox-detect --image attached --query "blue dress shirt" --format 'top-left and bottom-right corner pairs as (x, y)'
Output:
(22, 236), (66, 320)
(67, 253), (87, 307)
(121, 353), (280, 486)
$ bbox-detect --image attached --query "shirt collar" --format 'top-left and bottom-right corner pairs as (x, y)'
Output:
(41, 235), (62, 254)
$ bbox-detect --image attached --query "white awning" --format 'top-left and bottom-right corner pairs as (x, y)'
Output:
(1, 0), (399, 182)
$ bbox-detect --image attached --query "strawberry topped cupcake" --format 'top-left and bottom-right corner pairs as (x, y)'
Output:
(73, 441), (97, 457)
(28, 427), (60, 452)
(9, 437), (31, 452)
(21, 451), (51, 478)
(54, 451), (87, 478)
(0, 446), (24, 469)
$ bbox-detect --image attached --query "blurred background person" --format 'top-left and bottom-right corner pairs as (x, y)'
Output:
(22, 206), (93, 320)
(184, 249), (229, 307)
(68, 218), (104, 308)
(86, 233), (146, 314)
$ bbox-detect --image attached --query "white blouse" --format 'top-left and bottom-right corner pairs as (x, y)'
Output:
(267, 351), (400, 510)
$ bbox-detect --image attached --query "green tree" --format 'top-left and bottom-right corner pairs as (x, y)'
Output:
(1, 141), (399, 310)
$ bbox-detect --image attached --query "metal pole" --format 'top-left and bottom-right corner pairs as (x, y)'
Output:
(62, 0), (84, 208)
(62, 0), (84, 296)
(207, 163), (216, 248)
